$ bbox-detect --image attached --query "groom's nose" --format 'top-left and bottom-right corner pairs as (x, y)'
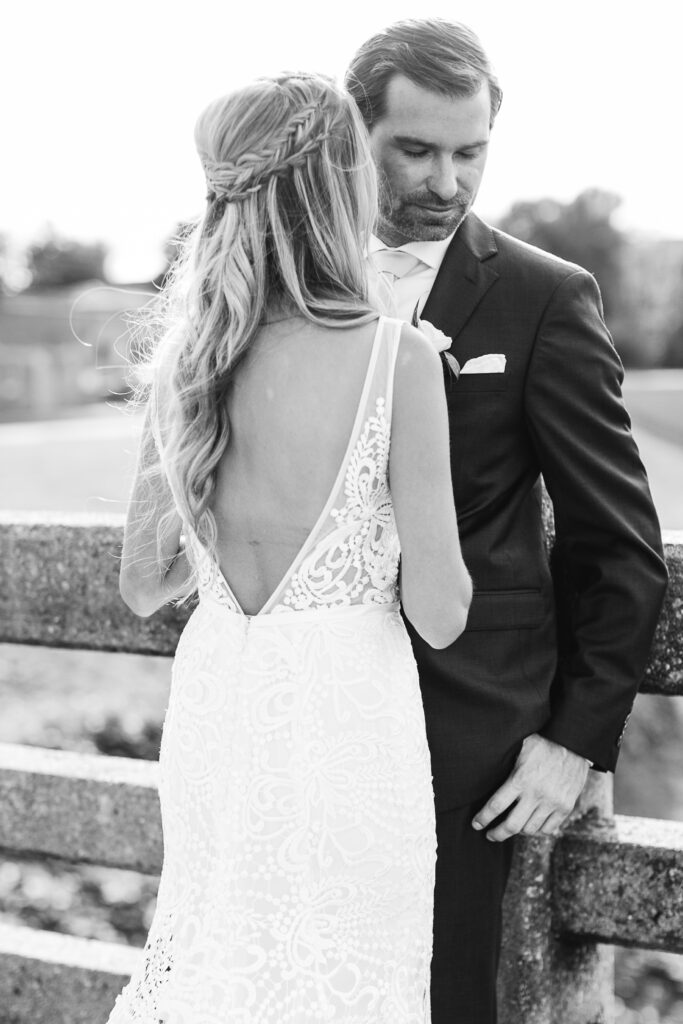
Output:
(427, 156), (458, 202)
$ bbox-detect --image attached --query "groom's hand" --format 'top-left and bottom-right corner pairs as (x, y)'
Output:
(472, 734), (590, 842)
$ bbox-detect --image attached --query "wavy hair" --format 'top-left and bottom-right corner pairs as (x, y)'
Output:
(133, 72), (379, 595)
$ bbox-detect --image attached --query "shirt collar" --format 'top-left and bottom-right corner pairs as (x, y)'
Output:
(368, 231), (457, 270)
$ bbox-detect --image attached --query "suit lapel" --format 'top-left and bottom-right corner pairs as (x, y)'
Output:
(421, 213), (500, 344)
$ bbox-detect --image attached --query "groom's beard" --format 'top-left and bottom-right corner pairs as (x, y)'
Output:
(378, 179), (474, 243)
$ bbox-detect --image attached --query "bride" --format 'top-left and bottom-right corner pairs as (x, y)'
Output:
(112, 71), (471, 1024)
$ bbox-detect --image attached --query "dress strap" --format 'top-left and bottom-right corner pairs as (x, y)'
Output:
(350, 315), (403, 433)
(378, 316), (403, 426)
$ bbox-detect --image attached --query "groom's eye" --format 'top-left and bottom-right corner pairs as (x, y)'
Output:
(458, 144), (487, 161)
(403, 149), (429, 159)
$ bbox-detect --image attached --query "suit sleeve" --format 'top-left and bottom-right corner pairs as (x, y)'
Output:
(524, 269), (668, 771)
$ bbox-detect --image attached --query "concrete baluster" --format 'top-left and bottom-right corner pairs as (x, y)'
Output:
(499, 772), (615, 1024)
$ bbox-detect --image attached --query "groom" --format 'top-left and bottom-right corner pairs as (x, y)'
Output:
(346, 19), (668, 1024)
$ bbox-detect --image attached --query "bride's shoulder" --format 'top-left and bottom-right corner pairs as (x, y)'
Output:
(394, 321), (441, 369)
(391, 322), (444, 421)
(373, 315), (437, 359)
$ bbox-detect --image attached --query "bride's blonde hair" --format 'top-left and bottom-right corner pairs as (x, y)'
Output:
(135, 72), (378, 591)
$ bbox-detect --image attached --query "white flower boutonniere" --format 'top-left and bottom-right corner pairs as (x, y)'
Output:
(413, 314), (460, 379)
(415, 318), (451, 353)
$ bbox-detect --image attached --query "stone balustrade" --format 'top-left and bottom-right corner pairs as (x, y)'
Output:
(0, 513), (681, 1023)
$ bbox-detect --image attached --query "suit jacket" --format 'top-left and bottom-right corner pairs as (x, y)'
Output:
(406, 212), (668, 811)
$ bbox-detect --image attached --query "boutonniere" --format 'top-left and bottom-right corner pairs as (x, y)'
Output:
(411, 304), (460, 381)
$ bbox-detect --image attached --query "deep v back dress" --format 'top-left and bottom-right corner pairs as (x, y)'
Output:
(108, 316), (437, 1024)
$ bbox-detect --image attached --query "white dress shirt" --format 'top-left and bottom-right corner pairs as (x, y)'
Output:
(368, 232), (456, 322)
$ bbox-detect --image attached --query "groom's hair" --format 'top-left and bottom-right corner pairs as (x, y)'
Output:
(345, 18), (502, 129)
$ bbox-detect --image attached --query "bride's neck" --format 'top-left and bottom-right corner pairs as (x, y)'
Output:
(262, 300), (301, 326)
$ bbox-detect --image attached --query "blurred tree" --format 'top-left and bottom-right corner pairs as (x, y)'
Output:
(610, 238), (683, 367)
(497, 188), (625, 320)
(27, 233), (108, 290)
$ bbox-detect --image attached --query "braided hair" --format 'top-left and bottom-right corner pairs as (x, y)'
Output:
(132, 72), (378, 593)
(201, 98), (327, 202)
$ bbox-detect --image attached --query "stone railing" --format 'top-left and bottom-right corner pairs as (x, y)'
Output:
(0, 512), (681, 1024)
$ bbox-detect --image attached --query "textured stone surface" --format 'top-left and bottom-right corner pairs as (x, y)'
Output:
(0, 741), (162, 874)
(499, 831), (555, 1024)
(642, 531), (683, 695)
(0, 923), (137, 1024)
(500, 774), (615, 1024)
(554, 814), (683, 953)
(0, 511), (190, 655)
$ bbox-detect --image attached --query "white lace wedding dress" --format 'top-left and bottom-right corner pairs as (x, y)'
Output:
(108, 316), (437, 1024)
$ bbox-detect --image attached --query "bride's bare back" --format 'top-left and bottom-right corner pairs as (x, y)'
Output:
(211, 316), (382, 615)
(208, 313), (470, 648)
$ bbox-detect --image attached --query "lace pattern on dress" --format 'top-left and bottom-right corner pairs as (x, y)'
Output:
(273, 394), (399, 613)
(192, 534), (240, 614)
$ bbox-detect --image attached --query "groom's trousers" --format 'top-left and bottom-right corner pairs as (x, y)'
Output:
(430, 801), (515, 1024)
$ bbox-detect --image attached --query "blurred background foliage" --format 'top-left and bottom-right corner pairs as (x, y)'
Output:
(26, 235), (109, 291)
(497, 189), (683, 368)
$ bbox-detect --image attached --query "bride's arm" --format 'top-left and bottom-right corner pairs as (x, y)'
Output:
(119, 411), (193, 617)
(390, 323), (472, 649)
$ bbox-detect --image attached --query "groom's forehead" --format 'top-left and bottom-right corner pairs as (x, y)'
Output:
(379, 74), (492, 137)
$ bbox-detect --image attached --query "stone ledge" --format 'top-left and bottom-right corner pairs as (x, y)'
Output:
(0, 742), (162, 874)
(0, 512), (189, 656)
(554, 814), (683, 952)
(0, 922), (137, 1024)
(1, 516), (681, 695)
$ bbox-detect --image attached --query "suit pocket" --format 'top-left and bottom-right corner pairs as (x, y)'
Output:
(453, 372), (508, 393)
(464, 589), (544, 631)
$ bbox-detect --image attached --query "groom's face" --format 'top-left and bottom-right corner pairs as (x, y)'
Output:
(369, 74), (491, 246)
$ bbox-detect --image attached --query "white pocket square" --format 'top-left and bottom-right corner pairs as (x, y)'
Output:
(460, 354), (507, 374)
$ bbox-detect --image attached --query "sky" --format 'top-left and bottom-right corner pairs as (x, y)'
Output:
(3, 0), (682, 281)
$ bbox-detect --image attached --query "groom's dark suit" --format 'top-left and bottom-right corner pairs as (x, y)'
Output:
(409, 211), (666, 809)
(404, 212), (668, 1022)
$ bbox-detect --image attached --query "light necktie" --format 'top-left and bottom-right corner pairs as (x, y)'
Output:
(371, 248), (424, 283)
